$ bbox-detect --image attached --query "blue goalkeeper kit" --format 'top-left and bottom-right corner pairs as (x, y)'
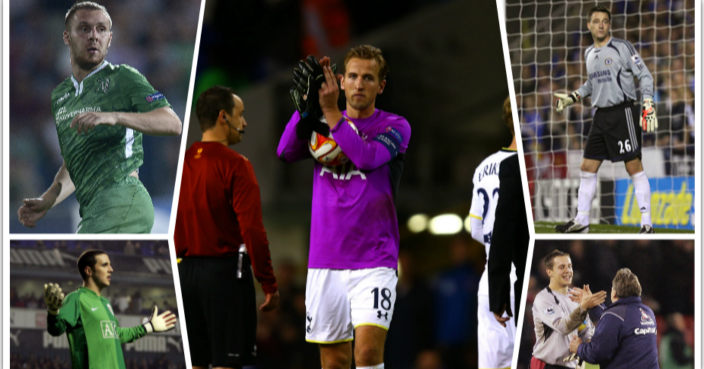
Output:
(577, 296), (659, 369)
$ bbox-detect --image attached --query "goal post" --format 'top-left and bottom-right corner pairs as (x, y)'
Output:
(504, 0), (696, 230)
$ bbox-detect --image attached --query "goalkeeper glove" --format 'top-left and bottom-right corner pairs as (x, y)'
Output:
(554, 91), (581, 113)
(44, 283), (64, 315)
(290, 55), (336, 120)
(296, 116), (330, 140)
(641, 98), (658, 132)
(143, 306), (177, 333)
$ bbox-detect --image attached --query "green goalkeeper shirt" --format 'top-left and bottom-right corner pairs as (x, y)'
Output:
(50, 60), (171, 216)
(47, 287), (147, 369)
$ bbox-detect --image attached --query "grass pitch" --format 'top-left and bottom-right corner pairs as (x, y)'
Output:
(534, 221), (694, 234)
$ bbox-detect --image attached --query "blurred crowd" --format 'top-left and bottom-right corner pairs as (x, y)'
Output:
(506, 0), (696, 180)
(9, 0), (200, 229)
(517, 240), (695, 369)
(10, 353), (184, 369)
(254, 237), (485, 369)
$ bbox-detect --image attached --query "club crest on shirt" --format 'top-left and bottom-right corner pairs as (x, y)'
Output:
(605, 57), (613, 66)
(545, 306), (556, 315)
(640, 308), (654, 325)
(95, 77), (110, 93)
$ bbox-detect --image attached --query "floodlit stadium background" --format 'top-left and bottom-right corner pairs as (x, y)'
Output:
(185, 1), (514, 368)
(9, 240), (185, 369)
(505, 0), (696, 230)
(8, 0), (201, 233)
(518, 240), (694, 369)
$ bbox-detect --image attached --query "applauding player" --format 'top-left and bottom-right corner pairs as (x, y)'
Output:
(18, 2), (182, 233)
(277, 46), (410, 369)
(554, 6), (655, 234)
(46, 250), (176, 369)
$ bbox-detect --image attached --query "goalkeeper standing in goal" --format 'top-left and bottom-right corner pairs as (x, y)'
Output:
(554, 5), (656, 234)
(45, 250), (177, 369)
(277, 46), (411, 369)
(17, 2), (182, 233)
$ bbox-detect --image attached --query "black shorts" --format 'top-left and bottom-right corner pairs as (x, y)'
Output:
(179, 255), (257, 368)
(583, 101), (642, 163)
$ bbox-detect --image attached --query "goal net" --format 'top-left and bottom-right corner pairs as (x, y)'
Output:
(505, 0), (696, 230)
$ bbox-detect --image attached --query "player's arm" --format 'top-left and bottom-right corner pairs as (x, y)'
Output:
(18, 161), (76, 228)
(46, 284), (78, 337)
(231, 161), (279, 311)
(276, 111), (316, 163)
(70, 106), (182, 136)
(532, 292), (593, 335)
(118, 306), (177, 343)
(468, 181), (485, 244)
(620, 41), (657, 132)
(576, 313), (622, 363)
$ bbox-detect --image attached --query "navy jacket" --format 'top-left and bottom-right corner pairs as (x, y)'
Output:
(577, 296), (659, 369)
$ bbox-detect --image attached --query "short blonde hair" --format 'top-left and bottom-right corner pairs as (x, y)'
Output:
(344, 45), (389, 81)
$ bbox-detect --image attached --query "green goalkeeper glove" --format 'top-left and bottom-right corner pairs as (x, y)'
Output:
(554, 91), (581, 113)
(44, 283), (64, 315)
(641, 98), (658, 132)
(143, 306), (177, 333)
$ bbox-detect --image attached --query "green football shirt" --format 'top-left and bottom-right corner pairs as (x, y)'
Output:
(50, 61), (171, 217)
(47, 287), (147, 369)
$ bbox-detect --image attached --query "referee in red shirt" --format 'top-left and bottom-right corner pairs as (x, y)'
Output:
(175, 85), (279, 369)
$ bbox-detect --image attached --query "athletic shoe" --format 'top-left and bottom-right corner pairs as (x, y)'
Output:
(555, 220), (589, 233)
(638, 225), (654, 234)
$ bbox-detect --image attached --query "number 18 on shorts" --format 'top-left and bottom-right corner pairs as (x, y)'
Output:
(304, 268), (398, 343)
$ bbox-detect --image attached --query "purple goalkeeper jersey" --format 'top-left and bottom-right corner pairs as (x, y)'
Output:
(277, 109), (411, 269)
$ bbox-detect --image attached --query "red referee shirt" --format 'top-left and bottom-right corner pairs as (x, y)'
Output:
(174, 141), (277, 294)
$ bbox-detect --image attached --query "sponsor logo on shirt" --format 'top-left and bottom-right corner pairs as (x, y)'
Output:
(634, 327), (657, 335)
(57, 92), (70, 105)
(195, 148), (203, 159)
(145, 92), (165, 103)
(55, 106), (102, 125)
(319, 162), (367, 181)
(101, 321), (118, 339)
(545, 306), (556, 315)
(95, 77), (110, 93)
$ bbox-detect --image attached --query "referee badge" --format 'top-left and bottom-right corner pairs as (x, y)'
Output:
(605, 58), (613, 66)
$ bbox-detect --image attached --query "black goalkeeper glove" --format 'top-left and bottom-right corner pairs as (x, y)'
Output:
(295, 116), (331, 140)
(290, 55), (336, 120)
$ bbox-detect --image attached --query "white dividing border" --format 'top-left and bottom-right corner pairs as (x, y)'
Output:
(495, 1), (537, 368)
(3, 0), (9, 367)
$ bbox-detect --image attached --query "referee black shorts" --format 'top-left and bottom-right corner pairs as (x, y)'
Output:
(179, 254), (257, 368)
(583, 101), (642, 163)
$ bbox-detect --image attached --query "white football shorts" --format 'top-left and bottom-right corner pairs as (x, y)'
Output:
(305, 267), (397, 344)
(478, 295), (516, 369)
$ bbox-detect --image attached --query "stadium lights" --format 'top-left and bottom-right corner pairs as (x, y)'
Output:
(464, 215), (472, 233)
(407, 214), (429, 233)
(428, 214), (463, 235)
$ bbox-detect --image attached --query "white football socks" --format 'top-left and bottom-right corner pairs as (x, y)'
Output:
(575, 171), (597, 226)
(356, 364), (384, 369)
(631, 171), (652, 226)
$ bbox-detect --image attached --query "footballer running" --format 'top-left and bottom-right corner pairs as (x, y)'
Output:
(45, 250), (177, 369)
(277, 45), (411, 369)
(554, 6), (656, 234)
(17, 2), (182, 233)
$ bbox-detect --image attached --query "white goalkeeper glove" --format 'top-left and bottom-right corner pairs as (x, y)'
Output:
(143, 306), (177, 333)
(554, 91), (581, 113)
(44, 283), (65, 315)
(641, 98), (658, 132)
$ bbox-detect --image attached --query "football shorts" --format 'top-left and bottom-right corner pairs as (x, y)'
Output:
(583, 101), (642, 163)
(478, 295), (516, 369)
(77, 176), (154, 233)
(305, 267), (397, 343)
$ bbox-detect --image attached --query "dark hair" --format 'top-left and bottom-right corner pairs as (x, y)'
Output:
(587, 6), (611, 22)
(344, 45), (389, 81)
(195, 86), (237, 131)
(77, 250), (107, 280)
(503, 96), (514, 135)
(544, 249), (570, 270)
(612, 268), (642, 298)
(65, 2), (112, 30)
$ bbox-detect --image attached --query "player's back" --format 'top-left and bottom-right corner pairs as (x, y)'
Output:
(175, 142), (250, 257)
(470, 149), (517, 296)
